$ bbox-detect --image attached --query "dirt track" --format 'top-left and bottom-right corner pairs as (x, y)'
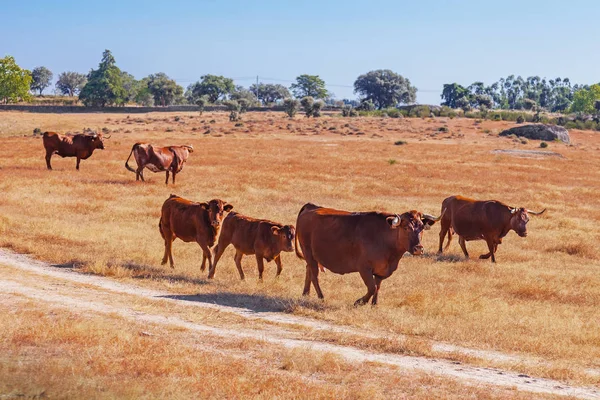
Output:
(1, 249), (598, 399)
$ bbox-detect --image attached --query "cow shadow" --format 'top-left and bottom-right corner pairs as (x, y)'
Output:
(161, 292), (329, 314)
(51, 261), (82, 269)
(422, 252), (464, 263)
(119, 262), (210, 286)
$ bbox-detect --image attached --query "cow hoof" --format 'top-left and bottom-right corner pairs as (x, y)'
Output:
(353, 299), (366, 307)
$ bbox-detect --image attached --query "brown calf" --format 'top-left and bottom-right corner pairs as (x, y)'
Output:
(159, 195), (233, 271)
(210, 212), (295, 280)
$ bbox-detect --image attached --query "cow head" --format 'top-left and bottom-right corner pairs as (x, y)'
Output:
(90, 132), (110, 150)
(387, 210), (444, 255)
(509, 207), (546, 237)
(200, 199), (233, 228)
(271, 225), (296, 252)
(184, 145), (194, 153)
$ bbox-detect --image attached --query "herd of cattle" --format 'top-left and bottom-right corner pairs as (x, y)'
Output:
(41, 131), (546, 305)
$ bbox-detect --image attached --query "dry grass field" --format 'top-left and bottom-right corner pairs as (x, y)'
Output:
(1, 110), (599, 398)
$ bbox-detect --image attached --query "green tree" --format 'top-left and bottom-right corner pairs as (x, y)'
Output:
(354, 70), (417, 109)
(30, 66), (53, 95)
(570, 84), (600, 114)
(56, 72), (87, 96)
(230, 85), (259, 107)
(79, 50), (126, 107)
(190, 75), (234, 103)
(249, 83), (290, 105)
(290, 74), (327, 99)
(146, 73), (183, 106)
(0, 56), (32, 103)
(120, 72), (140, 104)
(441, 83), (470, 108)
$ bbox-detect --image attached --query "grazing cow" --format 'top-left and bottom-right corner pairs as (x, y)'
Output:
(438, 195), (546, 263)
(210, 212), (296, 280)
(125, 143), (193, 184)
(295, 203), (443, 306)
(159, 195), (233, 271)
(43, 131), (109, 170)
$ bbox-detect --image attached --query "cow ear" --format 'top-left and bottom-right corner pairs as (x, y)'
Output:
(421, 218), (436, 230)
(271, 226), (280, 235)
(386, 215), (400, 228)
(224, 203), (233, 212)
(199, 202), (209, 210)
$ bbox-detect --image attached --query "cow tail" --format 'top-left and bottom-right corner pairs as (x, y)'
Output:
(125, 144), (138, 173)
(158, 217), (165, 239)
(294, 229), (304, 260)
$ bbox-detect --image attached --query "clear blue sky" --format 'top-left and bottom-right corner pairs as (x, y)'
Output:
(2, 0), (598, 104)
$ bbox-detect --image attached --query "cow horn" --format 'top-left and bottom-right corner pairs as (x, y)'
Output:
(422, 207), (446, 222)
(510, 207), (518, 214)
(526, 208), (546, 216)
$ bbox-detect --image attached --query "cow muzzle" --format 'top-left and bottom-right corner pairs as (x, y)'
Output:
(411, 245), (424, 256)
(518, 231), (528, 238)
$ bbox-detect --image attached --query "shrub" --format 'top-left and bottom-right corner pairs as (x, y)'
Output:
(209, 119), (216, 124)
(234, 122), (243, 127)
(540, 142), (548, 148)
(33, 128), (42, 136)
(229, 111), (240, 122)
(312, 100), (324, 118)
(356, 99), (375, 111)
(438, 126), (449, 132)
(516, 115), (524, 124)
(520, 138), (528, 144)
(301, 96), (315, 117)
(409, 105), (431, 118)
(394, 140), (407, 145)
(196, 97), (207, 115)
(174, 116), (181, 122)
(385, 108), (402, 118)
(283, 98), (300, 118)
(388, 159), (397, 165)
(341, 105), (358, 117)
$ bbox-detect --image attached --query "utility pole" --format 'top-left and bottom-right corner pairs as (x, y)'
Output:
(256, 75), (259, 102)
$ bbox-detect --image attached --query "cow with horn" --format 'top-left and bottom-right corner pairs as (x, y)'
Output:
(43, 130), (110, 170)
(438, 195), (546, 263)
(295, 203), (444, 306)
(125, 143), (193, 185)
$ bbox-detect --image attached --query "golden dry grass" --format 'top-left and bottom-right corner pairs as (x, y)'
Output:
(1, 110), (599, 387)
(1, 293), (560, 399)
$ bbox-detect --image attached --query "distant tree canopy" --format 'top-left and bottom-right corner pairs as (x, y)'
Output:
(188, 75), (234, 103)
(146, 73), (183, 106)
(30, 66), (53, 95)
(79, 50), (127, 107)
(442, 76), (583, 112)
(249, 83), (290, 105)
(570, 84), (600, 114)
(0, 56), (32, 103)
(55, 71), (87, 96)
(230, 85), (259, 107)
(290, 74), (327, 99)
(353, 70), (417, 109)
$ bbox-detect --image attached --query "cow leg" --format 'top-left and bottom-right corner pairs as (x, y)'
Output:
(136, 166), (144, 181)
(172, 171), (176, 184)
(233, 250), (245, 280)
(162, 237), (175, 269)
(438, 223), (450, 253)
(355, 269), (376, 306)
(371, 276), (383, 305)
(200, 254), (208, 271)
(256, 255), (265, 281)
(274, 254), (283, 277)
(165, 171), (169, 185)
(76, 157), (81, 170)
(199, 243), (213, 274)
(480, 240), (498, 263)
(302, 265), (311, 296)
(45, 151), (53, 170)
(309, 262), (324, 299)
(458, 236), (469, 259)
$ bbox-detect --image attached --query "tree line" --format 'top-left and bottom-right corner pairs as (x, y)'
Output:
(441, 76), (599, 114)
(2, 50), (599, 114)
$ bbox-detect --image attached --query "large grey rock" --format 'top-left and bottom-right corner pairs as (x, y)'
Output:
(499, 124), (570, 144)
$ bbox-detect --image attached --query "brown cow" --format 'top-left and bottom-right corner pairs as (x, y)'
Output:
(125, 143), (193, 184)
(295, 203), (443, 306)
(159, 195), (233, 271)
(438, 195), (546, 263)
(210, 212), (296, 280)
(43, 131), (109, 170)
